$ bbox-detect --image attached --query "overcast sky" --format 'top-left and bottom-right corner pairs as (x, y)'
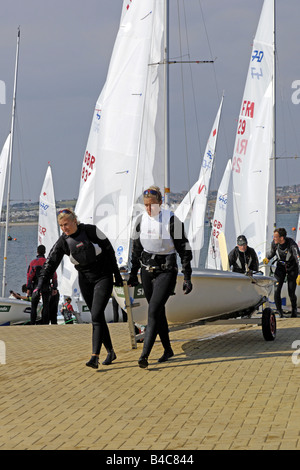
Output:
(0, 0), (299, 203)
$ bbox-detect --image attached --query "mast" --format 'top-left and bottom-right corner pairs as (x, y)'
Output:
(164, 0), (170, 206)
(272, 0), (276, 228)
(2, 28), (20, 297)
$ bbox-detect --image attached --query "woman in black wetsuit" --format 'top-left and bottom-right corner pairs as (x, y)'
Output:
(128, 187), (193, 369)
(36, 208), (123, 369)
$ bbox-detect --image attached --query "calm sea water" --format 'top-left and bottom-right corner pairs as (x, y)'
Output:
(0, 213), (298, 295)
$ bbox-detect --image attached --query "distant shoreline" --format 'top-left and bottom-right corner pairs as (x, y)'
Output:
(1, 222), (38, 227)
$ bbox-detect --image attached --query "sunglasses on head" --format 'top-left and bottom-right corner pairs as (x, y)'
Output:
(143, 189), (159, 196)
(58, 209), (72, 215)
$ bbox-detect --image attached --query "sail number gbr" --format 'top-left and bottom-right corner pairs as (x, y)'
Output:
(82, 151), (95, 182)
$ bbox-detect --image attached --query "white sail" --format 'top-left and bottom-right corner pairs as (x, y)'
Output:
(59, 0), (164, 298)
(55, 1), (275, 330)
(187, 97), (223, 267)
(206, 159), (232, 270)
(38, 165), (58, 253)
(0, 135), (10, 221)
(92, 0), (165, 268)
(230, 0), (275, 262)
(38, 165), (62, 285)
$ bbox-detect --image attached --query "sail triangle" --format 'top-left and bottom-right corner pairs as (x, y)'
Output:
(175, 96), (224, 267)
(0, 135), (10, 222)
(206, 159), (232, 270)
(38, 165), (62, 286)
(230, 0), (275, 262)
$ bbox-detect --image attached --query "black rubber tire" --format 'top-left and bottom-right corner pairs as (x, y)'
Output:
(262, 307), (276, 341)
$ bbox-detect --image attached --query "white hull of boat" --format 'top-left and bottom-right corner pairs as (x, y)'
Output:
(270, 284), (300, 309)
(0, 297), (31, 325)
(113, 270), (274, 325)
(75, 298), (120, 324)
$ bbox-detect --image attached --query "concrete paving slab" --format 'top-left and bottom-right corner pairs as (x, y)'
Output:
(0, 317), (300, 450)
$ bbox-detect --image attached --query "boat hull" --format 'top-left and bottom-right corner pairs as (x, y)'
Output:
(75, 298), (119, 323)
(0, 298), (31, 325)
(270, 284), (300, 309)
(113, 269), (275, 325)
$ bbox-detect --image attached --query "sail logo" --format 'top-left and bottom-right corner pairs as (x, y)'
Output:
(0, 306), (10, 312)
(252, 50), (264, 63)
(251, 50), (264, 80)
(0, 80), (5, 104)
(40, 202), (49, 211)
(202, 149), (213, 169)
(291, 80), (300, 104)
(218, 194), (227, 206)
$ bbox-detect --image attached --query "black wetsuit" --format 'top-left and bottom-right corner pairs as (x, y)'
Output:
(228, 246), (259, 274)
(38, 224), (122, 354)
(266, 237), (300, 313)
(130, 211), (192, 359)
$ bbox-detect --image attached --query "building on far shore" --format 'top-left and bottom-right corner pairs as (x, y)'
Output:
(2, 184), (299, 224)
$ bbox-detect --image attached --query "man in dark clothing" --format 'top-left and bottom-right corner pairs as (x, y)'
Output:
(263, 228), (300, 317)
(26, 245), (57, 324)
(228, 235), (259, 274)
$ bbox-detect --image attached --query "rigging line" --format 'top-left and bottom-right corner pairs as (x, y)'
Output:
(14, 109), (31, 204)
(197, 0), (230, 183)
(181, 0), (203, 169)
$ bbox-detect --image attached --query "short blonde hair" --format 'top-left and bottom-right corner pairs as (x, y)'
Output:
(57, 208), (79, 224)
(143, 186), (162, 203)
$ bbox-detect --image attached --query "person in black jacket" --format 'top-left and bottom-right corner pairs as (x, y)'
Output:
(228, 235), (259, 274)
(263, 227), (300, 317)
(36, 208), (123, 368)
(128, 186), (193, 369)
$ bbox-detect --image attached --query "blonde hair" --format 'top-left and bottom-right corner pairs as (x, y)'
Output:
(143, 185), (162, 203)
(57, 208), (79, 224)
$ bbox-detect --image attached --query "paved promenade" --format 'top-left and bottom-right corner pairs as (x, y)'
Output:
(0, 316), (300, 450)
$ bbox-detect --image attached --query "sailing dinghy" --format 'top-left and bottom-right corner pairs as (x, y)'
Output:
(70, 0), (275, 340)
(223, 0), (299, 310)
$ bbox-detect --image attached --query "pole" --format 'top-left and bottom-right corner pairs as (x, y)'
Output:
(122, 282), (137, 349)
(2, 28), (20, 297)
(164, 0), (170, 206)
(273, 0), (276, 228)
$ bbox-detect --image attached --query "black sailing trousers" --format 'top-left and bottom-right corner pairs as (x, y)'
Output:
(79, 274), (113, 355)
(140, 268), (177, 358)
(31, 289), (51, 324)
(274, 267), (298, 312)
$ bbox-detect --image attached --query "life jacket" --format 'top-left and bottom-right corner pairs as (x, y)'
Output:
(65, 225), (102, 268)
(275, 237), (300, 272)
(276, 242), (292, 263)
(234, 248), (253, 272)
(139, 209), (176, 256)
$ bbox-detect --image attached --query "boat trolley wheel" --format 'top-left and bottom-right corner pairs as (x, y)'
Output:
(262, 307), (276, 341)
